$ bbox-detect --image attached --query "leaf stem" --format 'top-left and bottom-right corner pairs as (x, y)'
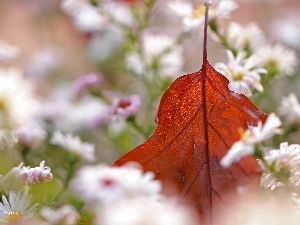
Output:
(203, 1), (212, 63)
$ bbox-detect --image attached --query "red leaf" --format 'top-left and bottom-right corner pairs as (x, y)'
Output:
(113, 60), (267, 223)
(113, 3), (267, 224)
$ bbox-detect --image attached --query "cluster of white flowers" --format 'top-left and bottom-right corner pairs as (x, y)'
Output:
(70, 163), (198, 225)
(61, 0), (134, 32)
(126, 32), (184, 78)
(51, 131), (96, 162)
(20, 161), (53, 185)
(214, 20), (297, 96)
(0, 68), (40, 149)
(221, 113), (282, 168)
(40, 95), (110, 131)
(261, 142), (300, 190)
(70, 163), (161, 205)
(215, 50), (267, 96)
(0, 68), (38, 131)
(0, 187), (38, 224)
(100, 196), (197, 225)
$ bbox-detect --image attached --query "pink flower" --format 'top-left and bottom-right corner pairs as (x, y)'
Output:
(21, 161), (53, 184)
(110, 95), (141, 119)
(75, 72), (103, 95)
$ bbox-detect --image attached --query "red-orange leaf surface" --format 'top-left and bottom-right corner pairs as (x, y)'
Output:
(114, 59), (267, 224)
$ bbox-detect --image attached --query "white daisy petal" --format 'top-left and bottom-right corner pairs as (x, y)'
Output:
(0, 188), (38, 223)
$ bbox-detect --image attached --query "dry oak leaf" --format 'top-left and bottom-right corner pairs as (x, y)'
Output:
(114, 60), (267, 224)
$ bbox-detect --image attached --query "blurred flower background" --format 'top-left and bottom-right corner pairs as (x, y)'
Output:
(0, 0), (300, 224)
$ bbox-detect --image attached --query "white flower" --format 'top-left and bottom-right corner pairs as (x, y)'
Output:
(73, 5), (107, 32)
(0, 130), (18, 150)
(101, 1), (135, 27)
(0, 163), (24, 189)
(0, 188), (38, 224)
(21, 161), (53, 185)
(260, 142), (300, 190)
(26, 46), (63, 78)
(51, 131), (95, 161)
(70, 163), (161, 206)
(221, 113), (281, 168)
(60, 0), (88, 15)
(40, 96), (110, 131)
(61, 0), (107, 32)
(271, 15), (300, 50)
(0, 68), (38, 131)
(126, 32), (183, 78)
(220, 141), (254, 168)
(226, 22), (265, 51)
(0, 40), (20, 61)
(255, 43), (297, 76)
(16, 121), (46, 149)
(168, 0), (238, 33)
(87, 26), (124, 62)
(278, 93), (300, 124)
(100, 196), (197, 225)
(215, 50), (267, 96)
(41, 205), (79, 225)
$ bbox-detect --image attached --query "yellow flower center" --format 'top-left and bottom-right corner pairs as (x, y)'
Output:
(192, 4), (215, 19)
(192, 5), (206, 19)
(238, 127), (254, 140)
(266, 58), (279, 71)
(0, 95), (10, 113)
(233, 72), (244, 81)
(5, 211), (23, 224)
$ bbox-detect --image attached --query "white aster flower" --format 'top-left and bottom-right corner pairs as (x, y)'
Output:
(271, 15), (300, 50)
(126, 32), (183, 78)
(100, 196), (197, 225)
(260, 142), (300, 190)
(40, 96), (110, 131)
(101, 1), (135, 27)
(41, 205), (79, 225)
(221, 113), (281, 168)
(16, 121), (46, 149)
(278, 93), (300, 124)
(51, 131), (95, 162)
(256, 43), (297, 76)
(70, 163), (161, 206)
(215, 50), (267, 96)
(60, 0), (88, 15)
(0, 68), (38, 131)
(0, 187), (38, 224)
(61, 0), (107, 32)
(87, 26), (124, 62)
(21, 160), (53, 185)
(26, 46), (63, 78)
(168, 0), (238, 33)
(73, 5), (107, 32)
(0, 40), (20, 61)
(226, 22), (265, 51)
(0, 163), (24, 191)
